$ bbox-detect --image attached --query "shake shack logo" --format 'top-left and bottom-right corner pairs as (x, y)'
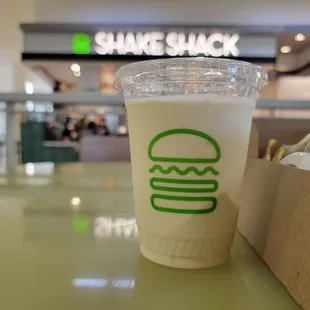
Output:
(94, 32), (240, 57)
(148, 129), (221, 214)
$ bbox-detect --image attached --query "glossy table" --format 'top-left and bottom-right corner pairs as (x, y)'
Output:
(0, 163), (300, 310)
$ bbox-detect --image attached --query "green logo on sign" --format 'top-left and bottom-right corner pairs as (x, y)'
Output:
(72, 33), (91, 55)
(148, 129), (221, 214)
(73, 216), (90, 234)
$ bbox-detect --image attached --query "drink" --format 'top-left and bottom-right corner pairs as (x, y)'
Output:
(127, 95), (253, 268)
(116, 58), (267, 268)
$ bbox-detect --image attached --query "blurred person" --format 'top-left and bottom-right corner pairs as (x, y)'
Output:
(44, 122), (61, 141)
(53, 80), (64, 110)
(87, 117), (98, 135)
(75, 117), (85, 140)
(53, 80), (61, 92)
(62, 117), (79, 141)
(98, 117), (110, 136)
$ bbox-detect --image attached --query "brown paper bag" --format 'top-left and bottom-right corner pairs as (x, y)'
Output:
(237, 158), (284, 256)
(248, 124), (259, 158)
(238, 159), (310, 309)
(264, 167), (310, 309)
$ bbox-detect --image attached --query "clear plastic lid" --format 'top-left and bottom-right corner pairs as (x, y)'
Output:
(115, 57), (268, 100)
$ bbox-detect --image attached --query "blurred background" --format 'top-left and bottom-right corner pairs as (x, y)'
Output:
(3, 0), (310, 173)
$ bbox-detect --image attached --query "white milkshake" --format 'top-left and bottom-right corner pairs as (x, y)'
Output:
(127, 95), (253, 268)
(116, 58), (268, 268)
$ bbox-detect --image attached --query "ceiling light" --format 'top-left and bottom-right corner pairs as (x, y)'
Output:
(295, 33), (306, 42)
(71, 197), (81, 206)
(24, 81), (34, 94)
(118, 125), (127, 134)
(26, 101), (34, 112)
(280, 45), (291, 54)
(70, 63), (81, 72)
(74, 71), (81, 77)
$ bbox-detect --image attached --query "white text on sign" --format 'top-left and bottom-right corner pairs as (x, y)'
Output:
(94, 32), (240, 57)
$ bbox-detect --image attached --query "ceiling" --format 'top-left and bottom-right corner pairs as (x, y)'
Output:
(24, 60), (276, 90)
(23, 32), (310, 82)
(24, 61), (128, 88)
(277, 33), (310, 53)
(20, 32), (310, 98)
(25, 61), (82, 85)
(277, 32), (310, 73)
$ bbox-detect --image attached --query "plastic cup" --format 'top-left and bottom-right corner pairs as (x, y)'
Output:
(116, 58), (268, 269)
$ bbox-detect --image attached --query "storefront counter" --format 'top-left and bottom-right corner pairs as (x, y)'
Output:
(80, 135), (130, 162)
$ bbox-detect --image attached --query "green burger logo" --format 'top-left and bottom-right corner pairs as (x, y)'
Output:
(148, 129), (221, 214)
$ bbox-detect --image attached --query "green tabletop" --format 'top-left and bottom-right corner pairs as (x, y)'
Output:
(0, 163), (300, 310)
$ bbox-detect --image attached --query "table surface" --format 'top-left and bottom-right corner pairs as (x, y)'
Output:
(0, 163), (300, 310)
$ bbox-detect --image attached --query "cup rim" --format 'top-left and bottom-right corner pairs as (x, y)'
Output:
(115, 57), (269, 91)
